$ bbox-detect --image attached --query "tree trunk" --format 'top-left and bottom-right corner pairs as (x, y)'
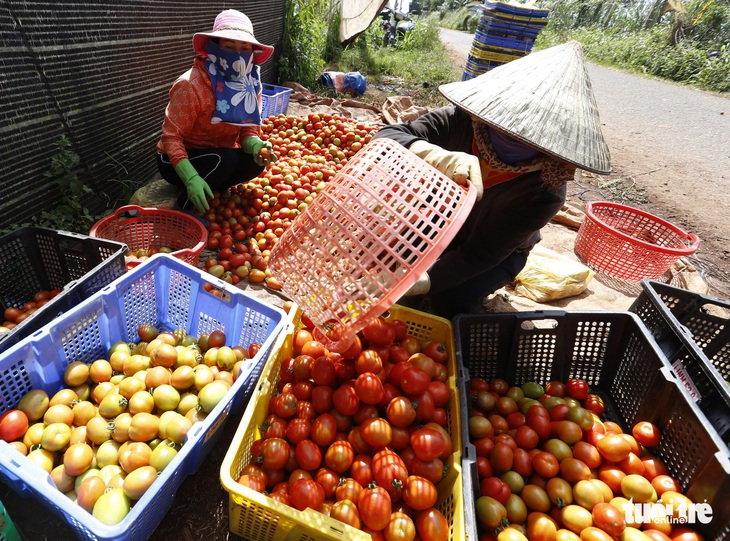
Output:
(642, 0), (664, 29)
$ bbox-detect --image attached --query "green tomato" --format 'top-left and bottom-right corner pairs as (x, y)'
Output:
(520, 381), (545, 400)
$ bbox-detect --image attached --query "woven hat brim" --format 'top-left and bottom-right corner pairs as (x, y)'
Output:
(440, 41), (611, 174)
(192, 30), (274, 65)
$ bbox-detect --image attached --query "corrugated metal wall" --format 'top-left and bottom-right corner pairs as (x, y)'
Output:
(0, 1), (285, 230)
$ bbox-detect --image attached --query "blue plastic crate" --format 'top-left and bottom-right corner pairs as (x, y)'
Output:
(0, 253), (287, 541)
(0, 227), (128, 355)
(261, 83), (292, 118)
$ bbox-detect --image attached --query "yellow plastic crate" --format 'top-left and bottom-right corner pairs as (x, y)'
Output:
(220, 304), (465, 541)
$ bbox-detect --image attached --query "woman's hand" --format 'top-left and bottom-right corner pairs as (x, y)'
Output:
(243, 136), (277, 166)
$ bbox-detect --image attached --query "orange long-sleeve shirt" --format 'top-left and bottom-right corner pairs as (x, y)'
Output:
(156, 57), (261, 167)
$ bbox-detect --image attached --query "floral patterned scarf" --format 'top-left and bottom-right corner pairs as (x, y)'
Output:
(204, 40), (262, 126)
(472, 121), (576, 190)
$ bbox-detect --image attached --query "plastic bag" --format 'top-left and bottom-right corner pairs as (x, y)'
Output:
(513, 244), (595, 302)
(129, 178), (180, 209)
(319, 71), (367, 96)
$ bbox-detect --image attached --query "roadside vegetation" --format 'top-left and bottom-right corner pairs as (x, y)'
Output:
(280, 0), (729, 97)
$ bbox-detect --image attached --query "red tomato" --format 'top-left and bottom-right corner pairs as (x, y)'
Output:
(310, 413), (338, 447)
(260, 437), (290, 470)
(362, 316), (396, 346)
(422, 340), (448, 363)
(0, 409), (29, 442)
(358, 485), (392, 531)
(332, 384), (360, 416)
(583, 393), (606, 415)
(592, 502), (626, 538)
(410, 457), (445, 484)
(416, 508), (449, 541)
(401, 366), (430, 395)
(351, 454), (374, 487)
(481, 476), (511, 504)
(402, 475), (438, 511)
(489, 442), (514, 472)
(360, 417), (393, 448)
(410, 427), (446, 461)
(355, 349), (383, 375)
(294, 439), (322, 471)
(372, 448), (408, 498)
(632, 421), (661, 447)
(387, 396), (417, 427)
(565, 378), (589, 400)
(354, 372), (384, 405)
(427, 381), (450, 408)
(324, 440), (355, 473)
(289, 478), (325, 511)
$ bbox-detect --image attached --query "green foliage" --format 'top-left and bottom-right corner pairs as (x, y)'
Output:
(30, 136), (102, 233)
(279, 0), (331, 88)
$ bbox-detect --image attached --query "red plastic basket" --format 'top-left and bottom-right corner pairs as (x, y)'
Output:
(574, 201), (700, 282)
(267, 138), (477, 352)
(89, 205), (207, 268)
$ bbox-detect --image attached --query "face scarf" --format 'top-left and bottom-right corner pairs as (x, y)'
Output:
(487, 126), (540, 165)
(204, 40), (262, 126)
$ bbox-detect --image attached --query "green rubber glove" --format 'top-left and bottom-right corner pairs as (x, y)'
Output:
(243, 136), (277, 166)
(174, 159), (213, 212)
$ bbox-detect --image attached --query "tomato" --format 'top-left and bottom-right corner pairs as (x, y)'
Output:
(373, 448), (408, 498)
(669, 526), (706, 541)
(591, 502), (626, 537)
(555, 420), (584, 445)
(596, 433), (631, 462)
(17, 389), (50, 422)
(311, 357), (336, 386)
(315, 467), (341, 498)
(0, 409), (29, 442)
(481, 476), (511, 504)
(476, 495), (508, 529)
(362, 316), (396, 346)
(292, 439), (320, 471)
(351, 454), (374, 487)
(561, 504), (594, 534)
(560, 458), (592, 484)
(651, 474), (681, 496)
(333, 384), (360, 416)
(358, 485), (392, 531)
(384, 510), (416, 540)
(360, 417), (393, 448)
(355, 372), (384, 405)
(532, 451), (559, 478)
(521, 484), (551, 513)
(330, 498), (361, 529)
(583, 394), (606, 415)
(511, 448), (533, 478)
(565, 378), (589, 400)
(527, 512), (559, 540)
(93, 487), (131, 526)
(416, 508), (449, 541)
(422, 340), (448, 363)
(632, 421), (661, 447)
(401, 366), (430, 395)
(387, 396), (417, 427)
(289, 478), (325, 511)
(526, 412), (552, 441)
(410, 427), (446, 461)
(325, 440), (354, 473)
(641, 454), (668, 480)
(261, 437), (290, 470)
(401, 475), (438, 511)
(572, 479), (604, 512)
(599, 464), (626, 494)
(566, 406), (594, 431)
(620, 474), (654, 503)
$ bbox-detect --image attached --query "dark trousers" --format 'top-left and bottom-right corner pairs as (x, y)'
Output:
(157, 148), (265, 206)
(401, 250), (528, 320)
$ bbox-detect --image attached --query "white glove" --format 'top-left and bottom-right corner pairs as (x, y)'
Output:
(404, 272), (431, 296)
(409, 140), (483, 201)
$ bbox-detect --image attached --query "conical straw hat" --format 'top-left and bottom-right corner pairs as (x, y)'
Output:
(439, 41), (611, 174)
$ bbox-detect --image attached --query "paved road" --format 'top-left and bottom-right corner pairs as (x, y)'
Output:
(438, 28), (730, 193)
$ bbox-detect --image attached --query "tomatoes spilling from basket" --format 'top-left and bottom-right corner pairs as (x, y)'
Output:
(466, 377), (708, 541)
(198, 113), (380, 290)
(237, 312), (453, 540)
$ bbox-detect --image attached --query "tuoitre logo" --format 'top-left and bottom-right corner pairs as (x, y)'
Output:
(621, 498), (713, 525)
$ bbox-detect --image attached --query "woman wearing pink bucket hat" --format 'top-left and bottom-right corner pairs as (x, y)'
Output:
(156, 10), (276, 214)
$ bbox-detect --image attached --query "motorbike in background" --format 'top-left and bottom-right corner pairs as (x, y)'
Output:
(380, 7), (415, 47)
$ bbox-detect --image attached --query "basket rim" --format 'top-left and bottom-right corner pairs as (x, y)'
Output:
(584, 200), (700, 256)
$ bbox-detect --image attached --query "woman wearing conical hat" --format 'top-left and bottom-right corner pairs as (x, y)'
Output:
(374, 41), (610, 319)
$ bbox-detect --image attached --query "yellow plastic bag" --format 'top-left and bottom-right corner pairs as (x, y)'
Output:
(513, 244), (595, 302)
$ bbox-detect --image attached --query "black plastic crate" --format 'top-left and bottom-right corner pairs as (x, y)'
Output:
(630, 280), (730, 445)
(0, 226), (127, 353)
(454, 310), (730, 541)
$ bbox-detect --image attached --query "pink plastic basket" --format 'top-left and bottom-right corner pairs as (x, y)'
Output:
(89, 205), (208, 269)
(268, 138), (477, 352)
(574, 201), (700, 282)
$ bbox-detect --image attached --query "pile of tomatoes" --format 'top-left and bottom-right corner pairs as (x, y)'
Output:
(467, 377), (707, 541)
(198, 113), (380, 289)
(1, 289), (62, 332)
(0, 326), (258, 526)
(236, 311), (454, 541)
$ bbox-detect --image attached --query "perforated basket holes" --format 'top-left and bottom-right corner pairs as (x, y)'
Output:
(0, 357), (33, 412)
(165, 268), (193, 332)
(0, 236), (42, 306)
(655, 394), (715, 490)
(35, 231), (68, 288)
(237, 308), (278, 352)
(687, 313), (726, 353)
(121, 269), (160, 340)
(568, 319), (612, 387)
(596, 206), (688, 249)
(59, 311), (107, 366)
(609, 332), (656, 424)
(630, 296), (669, 342)
(513, 327), (558, 385)
(462, 321), (502, 382)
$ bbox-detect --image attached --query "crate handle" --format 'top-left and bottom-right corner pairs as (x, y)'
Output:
(109, 204), (147, 219)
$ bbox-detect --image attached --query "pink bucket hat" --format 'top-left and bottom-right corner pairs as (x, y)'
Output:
(192, 10), (274, 64)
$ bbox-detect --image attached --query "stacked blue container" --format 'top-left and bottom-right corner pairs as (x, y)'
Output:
(462, 1), (550, 80)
